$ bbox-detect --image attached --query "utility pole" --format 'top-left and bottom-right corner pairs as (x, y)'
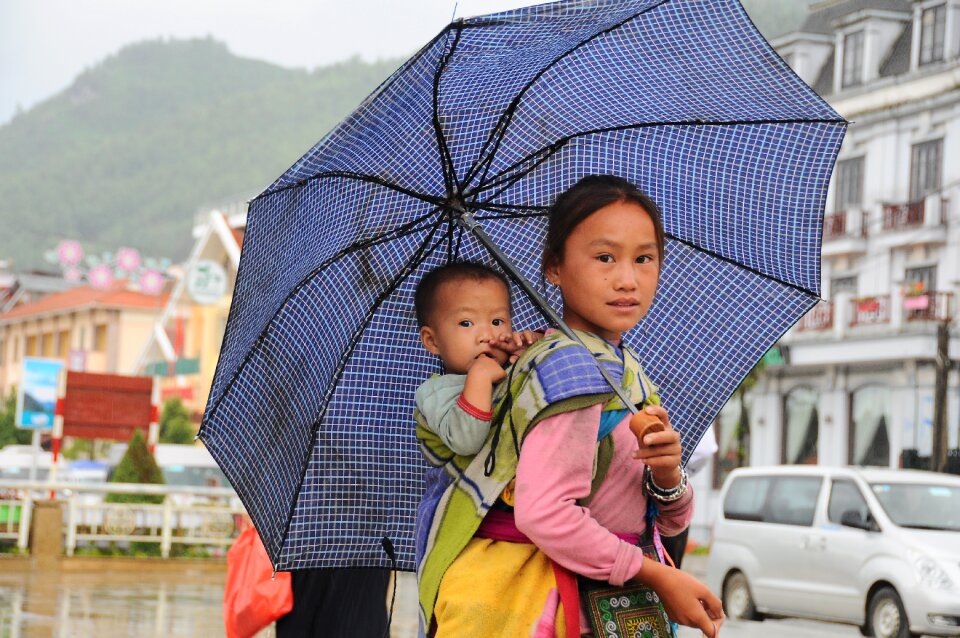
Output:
(931, 321), (950, 473)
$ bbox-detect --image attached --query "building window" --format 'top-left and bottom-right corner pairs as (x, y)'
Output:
(834, 157), (864, 211)
(783, 387), (819, 465)
(905, 265), (937, 295)
(713, 395), (750, 488)
(919, 4), (946, 65)
(26, 335), (38, 357)
(41, 333), (54, 357)
(842, 31), (864, 88)
(910, 139), (943, 201)
(849, 385), (892, 467)
(831, 276), (858, 298)
(94, 324), (107, 352)
(58, 330), (71, 358)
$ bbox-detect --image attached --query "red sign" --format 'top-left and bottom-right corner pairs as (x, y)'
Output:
(62, 372), (153, 440)
(161, 385), (194, 402)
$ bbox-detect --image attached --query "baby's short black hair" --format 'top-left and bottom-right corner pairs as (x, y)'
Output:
(414, 262), (510, 327)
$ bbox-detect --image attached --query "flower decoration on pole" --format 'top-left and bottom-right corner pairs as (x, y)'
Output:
(87, 264), (114, 289)
(56, 240), (84, 266)
(44, 241), (172, 294)
(115, 247), (142, 273)
(139, 269), (166, 295)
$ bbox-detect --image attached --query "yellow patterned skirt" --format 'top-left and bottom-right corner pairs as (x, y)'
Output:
(433, 537), (568, 638)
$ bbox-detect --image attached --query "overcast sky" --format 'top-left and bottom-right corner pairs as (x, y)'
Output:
(0, 0), (544, 125)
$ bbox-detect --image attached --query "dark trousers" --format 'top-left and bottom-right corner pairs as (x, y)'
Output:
(660, 527), (690, 569)
(276, 568), (391, 638)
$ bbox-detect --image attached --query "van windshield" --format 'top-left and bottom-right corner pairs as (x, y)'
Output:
(870, 483), (960, 531)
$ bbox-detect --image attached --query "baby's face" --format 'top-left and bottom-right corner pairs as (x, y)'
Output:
(420, 278), (512, 374)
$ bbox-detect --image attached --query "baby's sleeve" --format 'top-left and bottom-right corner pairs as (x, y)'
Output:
(415, 375), (493, 456)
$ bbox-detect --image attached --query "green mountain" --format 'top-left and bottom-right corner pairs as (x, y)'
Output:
(0, 38), (403, 269)
(0, 3), (808, 270)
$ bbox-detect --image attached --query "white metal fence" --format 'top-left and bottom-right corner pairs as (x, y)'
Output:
(0, 480), (245, 558)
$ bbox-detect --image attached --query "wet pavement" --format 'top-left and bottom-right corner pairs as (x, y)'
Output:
(0, 558), (231, 638)
(0, 557), (421, 638)
(0, 554), (861, 638)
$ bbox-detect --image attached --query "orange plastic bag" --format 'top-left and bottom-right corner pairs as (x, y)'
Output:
(223, 524), (293, 638)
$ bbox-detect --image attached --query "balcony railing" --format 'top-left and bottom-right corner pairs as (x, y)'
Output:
(882, 200), (924, 230)
(850, 295), (891, 326)
(904, 292), (953, 322)
(799, 302), (833, 331)
(823, 211), (867, 240)
(823, 213), (846, 238)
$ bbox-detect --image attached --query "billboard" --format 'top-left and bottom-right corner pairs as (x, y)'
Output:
(62, 371), (154, 440)
(15, 358), (64, 430)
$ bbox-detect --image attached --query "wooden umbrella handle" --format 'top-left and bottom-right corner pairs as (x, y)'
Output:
(629, 411), (664, 448)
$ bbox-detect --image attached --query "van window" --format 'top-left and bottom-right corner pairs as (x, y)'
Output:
(828, 480), (869, 524)
(723, 476), (772, 521)
(871, 482), (960, 531)
(765, 476), (822, 526)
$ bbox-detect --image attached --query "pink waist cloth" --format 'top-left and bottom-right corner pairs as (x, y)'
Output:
(476, 507), (641, 546)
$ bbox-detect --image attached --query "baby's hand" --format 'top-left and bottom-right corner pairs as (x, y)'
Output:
(465, 353), (507, 384)
(492, 330), (543, 363)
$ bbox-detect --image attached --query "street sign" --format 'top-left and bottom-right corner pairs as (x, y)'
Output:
(187, 260), (227, 305)
(62, 371), (154, 440)
(15, 358), (64, 430)
(762, 346), (789, 366)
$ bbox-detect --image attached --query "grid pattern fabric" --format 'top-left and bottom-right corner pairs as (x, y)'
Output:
(200, 0), (845, 570)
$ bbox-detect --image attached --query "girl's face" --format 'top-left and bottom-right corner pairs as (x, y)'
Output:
(545, 200), (660, 342)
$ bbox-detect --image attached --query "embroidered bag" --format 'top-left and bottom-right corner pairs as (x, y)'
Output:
(577, 503), (677, 638)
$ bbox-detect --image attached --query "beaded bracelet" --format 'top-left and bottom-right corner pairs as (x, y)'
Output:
(643, 466), (689, 503)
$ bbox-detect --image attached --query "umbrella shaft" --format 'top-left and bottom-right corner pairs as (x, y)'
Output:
(455, 211), (639, 414)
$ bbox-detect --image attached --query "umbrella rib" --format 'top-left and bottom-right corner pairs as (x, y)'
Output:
(462, 0), (675, 190)
(201, 207), (444, 425)
(276, 218), (449, 566)
(473, 202), (548, 212)
(252, 170), (447, 210)
(433, 25), (465, 199)
(664, 233), (821, 300)
(469, 116), (847, 198)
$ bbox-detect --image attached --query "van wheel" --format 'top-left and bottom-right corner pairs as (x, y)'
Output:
(722, 571), (759, 621)
(865, 587), (915, 638)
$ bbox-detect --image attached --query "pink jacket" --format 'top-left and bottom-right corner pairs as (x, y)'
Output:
(514, 403), (694, 586)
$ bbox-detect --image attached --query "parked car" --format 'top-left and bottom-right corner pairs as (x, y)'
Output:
(707, 466), (960, 638)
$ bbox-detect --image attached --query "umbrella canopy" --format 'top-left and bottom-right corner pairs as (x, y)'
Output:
(199, 0), (845, 571)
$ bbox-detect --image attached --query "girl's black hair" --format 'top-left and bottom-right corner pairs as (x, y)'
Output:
(542, 175), (665, 274)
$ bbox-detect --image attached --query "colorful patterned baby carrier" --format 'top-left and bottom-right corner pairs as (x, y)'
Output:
(414, 329), (664, 634)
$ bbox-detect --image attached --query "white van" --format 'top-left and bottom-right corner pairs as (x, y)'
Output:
(707, 466), (960, 638)
(106, 443), (230, 490)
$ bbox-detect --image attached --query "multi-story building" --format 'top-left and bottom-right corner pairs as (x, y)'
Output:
(689, 0), (960, 541)
(0, 281), (168, 394)
(132, 205), (245, 414)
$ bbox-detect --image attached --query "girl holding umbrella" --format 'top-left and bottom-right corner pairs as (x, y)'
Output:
(417, 175), (725, 637)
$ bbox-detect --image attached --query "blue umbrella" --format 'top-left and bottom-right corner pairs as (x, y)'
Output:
(199, 0), (845, 572)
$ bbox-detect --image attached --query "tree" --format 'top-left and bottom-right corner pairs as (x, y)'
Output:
(0, 387), (32, 449)
(106, 429), (165, 504)
(732, 360), (767, 467)
(159, 397), (196, 444)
